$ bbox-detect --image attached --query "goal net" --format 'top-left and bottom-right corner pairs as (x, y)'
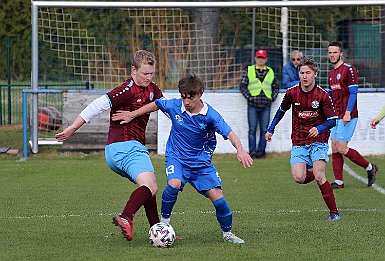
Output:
(28, 1), (385, 154)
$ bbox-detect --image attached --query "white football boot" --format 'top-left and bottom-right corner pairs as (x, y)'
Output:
(223, 231), (245, 244)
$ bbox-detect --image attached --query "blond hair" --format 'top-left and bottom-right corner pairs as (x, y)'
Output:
(131, 50), (156, 69)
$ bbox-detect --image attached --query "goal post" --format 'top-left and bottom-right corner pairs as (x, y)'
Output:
(29, 1), (385, 156)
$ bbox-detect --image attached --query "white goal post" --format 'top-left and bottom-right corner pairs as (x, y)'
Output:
(29, 1), (385, 155)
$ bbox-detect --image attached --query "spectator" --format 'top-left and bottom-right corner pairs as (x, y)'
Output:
(239, 49), (279, 159)
(282, 50), (303, 89)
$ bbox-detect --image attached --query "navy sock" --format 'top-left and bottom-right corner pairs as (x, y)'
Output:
(161, 185), (179, 219)
(213, 197), (232, 232)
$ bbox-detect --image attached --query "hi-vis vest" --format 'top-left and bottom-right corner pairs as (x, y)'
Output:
(247, 65), (274, 99)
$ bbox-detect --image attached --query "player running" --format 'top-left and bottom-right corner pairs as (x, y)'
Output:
(55, 50), (162, 241)
(112, 73), (253, 244)
(265, 57), (340, 221)
(327, 41), (378, 189)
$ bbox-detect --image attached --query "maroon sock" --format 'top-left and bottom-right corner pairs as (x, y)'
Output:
(144, 196), (160, 227)
(318, 181), (338, 213)
(122, 186), (152, 221)
(332, 152), (344, 181)
(303, 170), (315, 184)
(345, 148), (369, 169)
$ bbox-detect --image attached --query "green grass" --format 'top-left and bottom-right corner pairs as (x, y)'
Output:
(1, 128), (385, 260)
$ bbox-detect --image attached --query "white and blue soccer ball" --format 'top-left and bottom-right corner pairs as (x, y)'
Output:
(149, 222), (176, 248)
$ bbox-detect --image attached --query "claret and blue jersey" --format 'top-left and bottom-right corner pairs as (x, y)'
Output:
(155, 98), (232, 167)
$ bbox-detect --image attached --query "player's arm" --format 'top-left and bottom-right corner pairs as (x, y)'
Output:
(265, 107), (286, 142)
(228, 131), (253, 168)
(55, 94), (110, 141)
(309, 91), (338, 137)
(346, 82), (359, 114)
(266, 91), (291, 141)
(344, 66), (359, 122)
(112, 101), (159, 124)
(309, 117), (337, 137)
(371, 104), (385, 129)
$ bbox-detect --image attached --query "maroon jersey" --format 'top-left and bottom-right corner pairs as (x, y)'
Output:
(328, 63), (359, 119)
(281, 85), (337, 146)
(106, 77), (163, 145)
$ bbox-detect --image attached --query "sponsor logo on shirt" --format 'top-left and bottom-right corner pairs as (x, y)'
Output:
(298, 111), (319, 119)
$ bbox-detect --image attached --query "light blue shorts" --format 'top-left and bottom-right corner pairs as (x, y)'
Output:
(105, 140), (154, 183)
(165, 156), (222, 195)
(290, 142), (329, 169)
(330, 118), (358, 142)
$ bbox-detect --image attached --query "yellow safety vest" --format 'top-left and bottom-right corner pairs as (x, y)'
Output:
(247, 65), (274, 99)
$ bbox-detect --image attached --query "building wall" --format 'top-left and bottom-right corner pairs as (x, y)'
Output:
(157, 92), (385, 155)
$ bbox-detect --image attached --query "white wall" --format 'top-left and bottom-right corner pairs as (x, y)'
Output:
(157, 92), (385, 155)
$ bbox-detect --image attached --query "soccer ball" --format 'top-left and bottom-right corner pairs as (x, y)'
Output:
(148, 222), (176, 248)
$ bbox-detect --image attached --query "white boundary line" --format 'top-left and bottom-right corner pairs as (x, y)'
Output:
(343, 164), (385, 195)
(2, 165), (384, 220)
(2, 208), (382, 220)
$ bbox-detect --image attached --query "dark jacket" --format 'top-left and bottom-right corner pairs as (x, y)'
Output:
(282, 61), (300, 89)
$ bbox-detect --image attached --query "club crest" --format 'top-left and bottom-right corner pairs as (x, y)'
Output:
(311, 100), (319, 108)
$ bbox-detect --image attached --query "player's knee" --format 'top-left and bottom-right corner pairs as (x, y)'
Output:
(168, 178), (182, 189)
(336, 143), (348, 155)
(292, 173), (305, 184)
(313, 171), (326, 184)
(146, 183), (158, 196)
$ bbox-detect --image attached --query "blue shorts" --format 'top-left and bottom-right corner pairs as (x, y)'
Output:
(290, 142), (329, 169)
(105, 140), (154, 183)
(165, 156), (222, 194)
(330, 118), (358, 142)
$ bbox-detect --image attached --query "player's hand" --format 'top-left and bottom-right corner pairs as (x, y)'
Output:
(370, 118), (379, 129)
(236, 149), (253, 168)
(55, 126), (76, 141)
(265, 132), (273, 142)
(308, 127), (319, 137)
(343, 111), (351, 125)
(112, 110), (135, 124)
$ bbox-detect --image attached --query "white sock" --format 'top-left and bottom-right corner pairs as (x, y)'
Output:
(335, 180), (344, 185)
(160, 217), (170, 224)
(366, 163), (372, 171)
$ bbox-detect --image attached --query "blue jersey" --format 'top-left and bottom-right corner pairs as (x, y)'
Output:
(155, 98), (232, 167)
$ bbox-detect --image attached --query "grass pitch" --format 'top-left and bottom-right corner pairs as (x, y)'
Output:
(1, 129), (385, 260)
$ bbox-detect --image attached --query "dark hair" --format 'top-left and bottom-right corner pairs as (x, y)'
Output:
(178, 73), (205, 97)
(328, 41), (343, 51)
(298, 56), (319, 74)
(131, 50), (156, 69)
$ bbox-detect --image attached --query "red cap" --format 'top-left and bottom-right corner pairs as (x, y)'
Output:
(255, 49), (267, 58)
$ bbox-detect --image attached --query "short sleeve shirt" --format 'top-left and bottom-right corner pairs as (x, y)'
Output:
(155, 98), (232, 167)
